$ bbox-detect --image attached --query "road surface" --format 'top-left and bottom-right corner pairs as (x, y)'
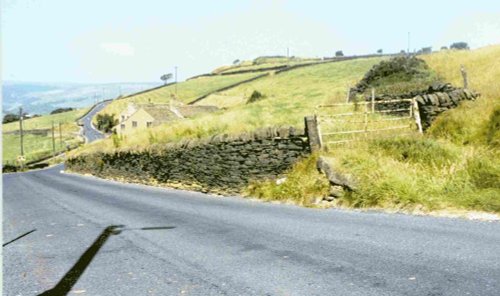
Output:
(3, 165), (500, 295)
(80, 101), (111, 143)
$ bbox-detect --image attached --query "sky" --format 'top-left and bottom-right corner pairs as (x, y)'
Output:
(2, 0), (500, 83)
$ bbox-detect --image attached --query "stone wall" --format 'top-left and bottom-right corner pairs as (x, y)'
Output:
(66, 126), (310, 194)
(366, 83), (479, 130)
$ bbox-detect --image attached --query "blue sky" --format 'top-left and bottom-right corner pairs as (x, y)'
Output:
(2, 0), (499, 83)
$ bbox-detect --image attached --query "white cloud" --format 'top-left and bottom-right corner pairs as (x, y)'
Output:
(100, 42), (135, 56)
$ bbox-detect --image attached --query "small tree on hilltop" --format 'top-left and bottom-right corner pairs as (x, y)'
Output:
(377, 49), (383, 54)
(160, 73), (173, 85)
(233, 59), (240, 65)
(450, 42), (469, 50)
(335, 50), (344, 57)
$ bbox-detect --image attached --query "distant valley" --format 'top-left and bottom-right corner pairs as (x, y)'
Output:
(2, 81), (161, 115)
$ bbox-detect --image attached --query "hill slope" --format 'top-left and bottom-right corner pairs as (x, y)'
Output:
(69, 46), (500, 215)
(77, 56), (385, 153)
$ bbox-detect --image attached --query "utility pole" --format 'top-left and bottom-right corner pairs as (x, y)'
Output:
(407, 32), (411, 55)
(59, 122), (63, 148)
(19, 107), (24, 157)
(175, 66), (178, 95)
(52, 121), (56, 157)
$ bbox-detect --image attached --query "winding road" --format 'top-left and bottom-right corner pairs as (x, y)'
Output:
(3, 165), (500, 295)
(80, 100), (112, 143)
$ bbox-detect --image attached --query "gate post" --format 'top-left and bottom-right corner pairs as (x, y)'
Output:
(305, 116), (322, 152)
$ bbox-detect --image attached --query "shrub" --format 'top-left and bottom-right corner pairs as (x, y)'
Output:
(96, 113), (118, 133)
(335, 50), (344, 57)
(50, 107), (74, 114)
(3, 113), (20, 123)
(246, 90), (265, 104)
(450, 42), (469, 50)
(353, 56), (438, 95)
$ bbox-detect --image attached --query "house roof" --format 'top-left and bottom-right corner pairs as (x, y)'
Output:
(140, 105), (178, 122)
(175, 105), (219, 118)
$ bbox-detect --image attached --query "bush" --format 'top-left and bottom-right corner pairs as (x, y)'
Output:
(50, 107), (74, 114)
(335, 50), (344, 57)
(3, 113), (20, 123)
(96, 114), (118, 133)
(450, 42), (469, 50)
(246, 90), (265, 104)
(353, 56), (438, 95)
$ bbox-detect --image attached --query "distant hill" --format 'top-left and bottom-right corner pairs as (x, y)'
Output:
(2, 81), (161, 115)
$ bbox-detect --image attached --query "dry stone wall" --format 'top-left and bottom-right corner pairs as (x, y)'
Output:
(66, 127), (310, 194)
(367, 83), (479, 130)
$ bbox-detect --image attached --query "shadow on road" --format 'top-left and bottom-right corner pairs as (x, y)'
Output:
(38, 224), (175, 296)
(3, 229), (37, 247)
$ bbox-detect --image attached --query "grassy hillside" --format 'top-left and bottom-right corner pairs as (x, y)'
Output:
(69, 46), (499, 215)
(73, 56), (385, 155)
(3, 109), (88, 165)
(97, 72), (265, 119)
(251, 46), (500, 214)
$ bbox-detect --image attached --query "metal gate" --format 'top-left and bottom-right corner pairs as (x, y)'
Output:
(314, 98), (422, 146)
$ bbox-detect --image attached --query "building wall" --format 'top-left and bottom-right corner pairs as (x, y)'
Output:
(115, 109), (155, 135)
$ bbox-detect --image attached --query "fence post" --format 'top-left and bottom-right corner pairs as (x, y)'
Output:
(460, 65), (468, 89)
(371, 88), (375, 113)
(412, 98), (423, 133)
(305, 116), (322, 152)
(364, 102), (369, 137)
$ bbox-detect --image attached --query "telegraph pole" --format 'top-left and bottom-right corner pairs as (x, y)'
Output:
(19, 107), (24, 157)
(52, 121), (56, 157)
(407, 32), (411, 55)
(59, 122), (63, 148)
(175, 66), (178, 95)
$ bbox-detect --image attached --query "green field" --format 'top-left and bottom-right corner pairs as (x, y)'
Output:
(71, 46), (500, 215)
(76, 57), (385, 154)
(97, 72), (266, 119)
(3, 109), (88, 165)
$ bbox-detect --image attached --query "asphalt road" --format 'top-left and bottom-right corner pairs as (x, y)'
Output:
(3, 165), (500, 296)
(81, 101), (111, 143)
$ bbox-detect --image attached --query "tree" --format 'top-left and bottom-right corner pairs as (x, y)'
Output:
(160, 73), (173, 85)
(450, 42), (469, 50)
(441, 46), (448, 51)
(335, 50), (344, 57)
(233, 59), (240, 65)
(50, 107), (74, 114)
(377, 49), (383, 54)
(3, 113), (20, 124)
(96, 114), (118, 133)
